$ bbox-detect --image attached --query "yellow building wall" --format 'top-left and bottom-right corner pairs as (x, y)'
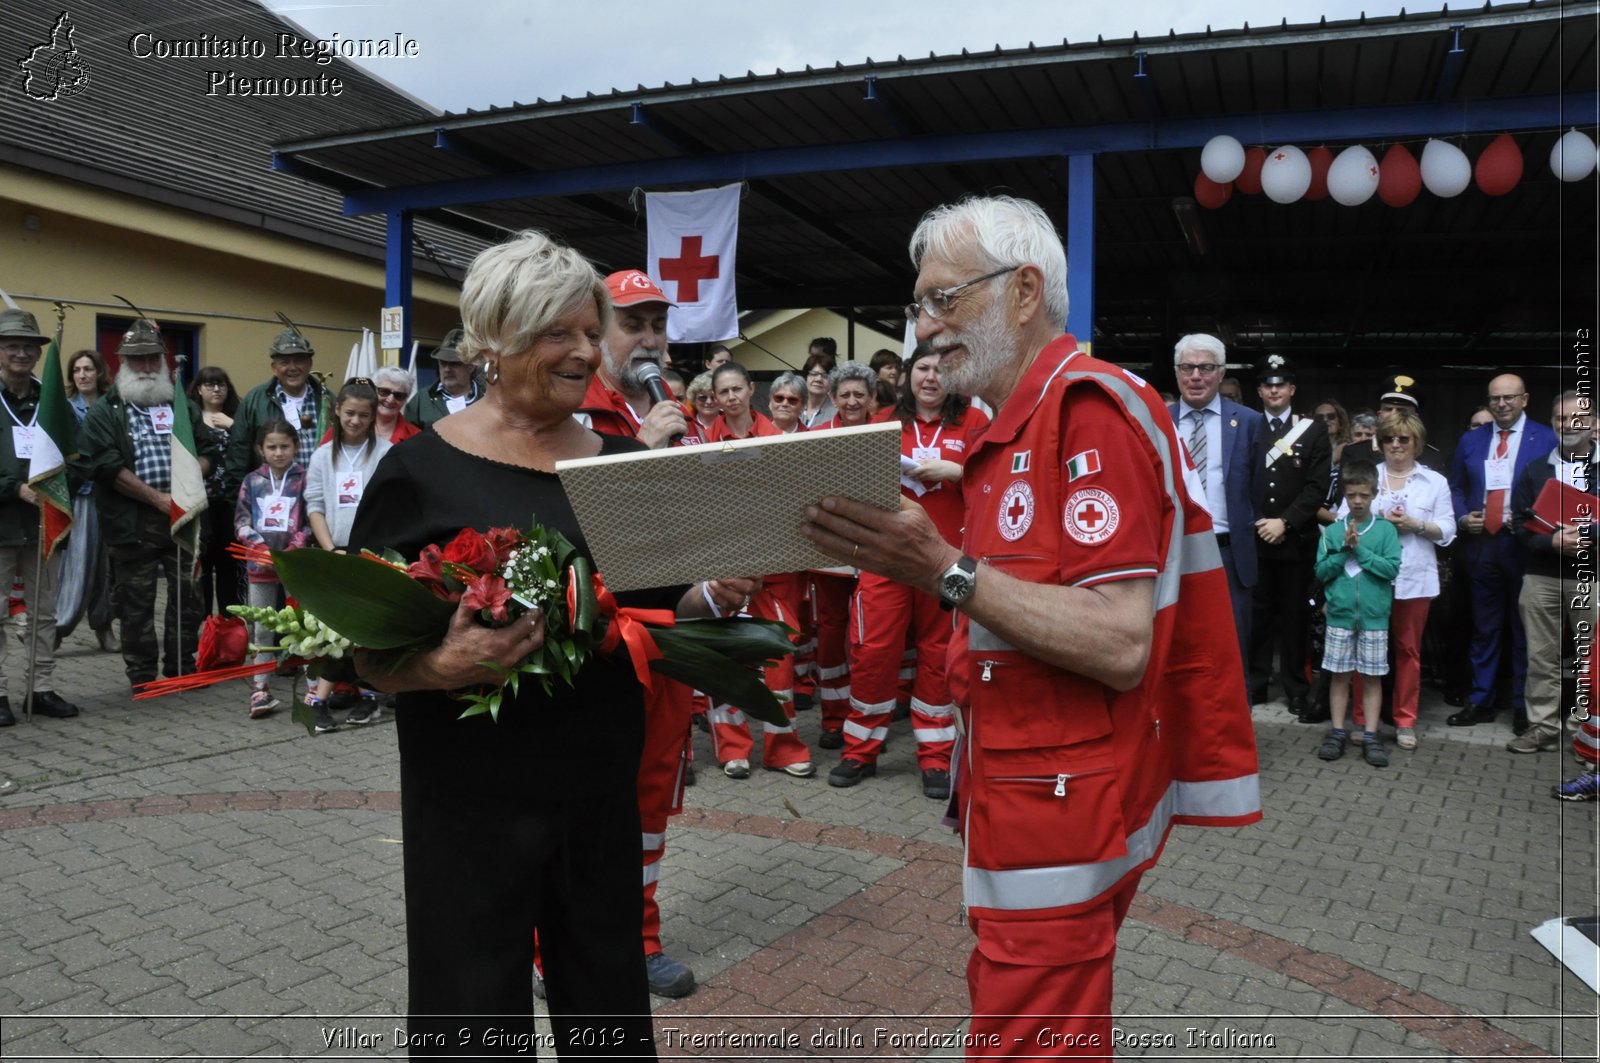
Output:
(725, 308), (902, 374)
(0, 165), (462, 387)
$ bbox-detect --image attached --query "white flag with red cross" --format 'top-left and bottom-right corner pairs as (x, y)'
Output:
(646, 183), (740, 343)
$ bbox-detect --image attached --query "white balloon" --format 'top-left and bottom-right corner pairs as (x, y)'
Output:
(1550, 128), (1598, 182)
(1419, 139), (1473, 197)
(1327, 145), (1380, 206)
(1260, 145), (1312, 204)
(1201, 135), (1246, 184)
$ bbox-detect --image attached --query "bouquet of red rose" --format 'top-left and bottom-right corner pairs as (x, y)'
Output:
(139, 524), (796, 736)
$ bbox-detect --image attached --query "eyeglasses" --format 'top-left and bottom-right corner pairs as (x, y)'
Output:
(1176, 363), (1221, 377)
(768, 394), (801, 405)
(1486, 393), (1526, 405)
(805, 370), (829, 380)
(1317, 412), (1340, 422)
(200, 382), (228, 390)
(904, 266), (1020, 322)
(1379, 435), (1413, 445)
(376, 387), (408, 400)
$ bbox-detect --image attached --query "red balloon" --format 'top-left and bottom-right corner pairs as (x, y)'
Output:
(1305, 145), (1333, 200)
(1235, 146), (1267, 194)
(1475, 133), (1523, 196)
(1194, 172), (1233, 209)
(1378, 143), (1422, 206)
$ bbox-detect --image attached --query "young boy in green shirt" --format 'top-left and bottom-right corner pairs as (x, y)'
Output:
(1313, 460), (1403, 767)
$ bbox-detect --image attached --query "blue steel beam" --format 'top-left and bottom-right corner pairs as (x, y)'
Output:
(1066, 154), (1096, 344)
(341, 92), (1593, 216)
(385, 211), (414, 358)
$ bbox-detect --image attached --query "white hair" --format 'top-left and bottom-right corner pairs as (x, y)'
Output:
(908, 195), (1068, 329)
(459, 230), (611, 362)
(828, 362), (877, 396)
(1173, 333), (1227, 366)
(372, 365), (412, 395)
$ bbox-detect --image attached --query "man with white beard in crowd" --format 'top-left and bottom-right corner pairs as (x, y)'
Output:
(80, 320), (221, 690)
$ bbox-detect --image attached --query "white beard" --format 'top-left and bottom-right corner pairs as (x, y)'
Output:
(118, 369), (175, 406)
(938, 297), (1017, 397)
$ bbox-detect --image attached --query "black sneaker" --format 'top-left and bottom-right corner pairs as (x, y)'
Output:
(29, 691), (79, 718)
(818, 730), (844, 750)
(921, 768), (951, 800)
(345, 697), (382, 726)
(0, 696), (14, 728)
(644, 951), (696, 998)
(827, 758), (876, 788)
(311, 699), (338, 734)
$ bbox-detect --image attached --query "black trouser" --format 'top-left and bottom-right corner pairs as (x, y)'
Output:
(400, 774), (656, 1061)
(109, 512), (204, 683)
(1249, 554), (1314, 704)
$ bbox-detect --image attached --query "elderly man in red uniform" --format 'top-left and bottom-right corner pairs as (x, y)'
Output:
(804, 195), (1261, 1056)
(570, 269), (702, 999)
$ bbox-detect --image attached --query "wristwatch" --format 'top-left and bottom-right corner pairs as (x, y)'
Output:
(938, 555), (979, 609)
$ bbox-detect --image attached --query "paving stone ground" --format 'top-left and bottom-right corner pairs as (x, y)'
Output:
(1, 620), (1596, 1061)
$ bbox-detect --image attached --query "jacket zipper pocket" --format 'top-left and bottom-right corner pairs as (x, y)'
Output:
(992, 765), (1115, 796)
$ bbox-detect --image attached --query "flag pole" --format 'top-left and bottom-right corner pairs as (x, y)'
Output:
(174, 348), (187, 677)
(22, 305), (67, 720)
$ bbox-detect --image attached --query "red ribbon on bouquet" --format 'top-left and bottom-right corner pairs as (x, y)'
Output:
(591, 574), (674, 689)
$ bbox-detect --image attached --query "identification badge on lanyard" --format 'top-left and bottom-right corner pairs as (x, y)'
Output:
(11, 426), (33, 459)
(337, 470), (364, 509)
(258, 493), (291, 533)
(1484, 457), (1512, 492)
(148, 405), (174, 435)
(911, 446), (941, 463)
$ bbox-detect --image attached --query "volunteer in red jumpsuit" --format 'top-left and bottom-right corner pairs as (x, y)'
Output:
(570, 269), (703, 999)
(830, 344), (987, 798)
(803, 195), (1261, 1058)
(809, 364), (879, 747)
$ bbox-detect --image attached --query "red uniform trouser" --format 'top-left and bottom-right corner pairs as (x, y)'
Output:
(1388, 597), (1431, 730)
(636, 677), (695, 956)
(810, 572), (855, 737)
(768, 572), (815, 697)
(708, 592), (811, 768)
(966, 875), (1143, 1059)
(844, 572), (956, 769)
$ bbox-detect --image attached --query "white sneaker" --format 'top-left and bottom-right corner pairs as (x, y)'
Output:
(779, 761), (816, 778)
(722, 759), (750, 779)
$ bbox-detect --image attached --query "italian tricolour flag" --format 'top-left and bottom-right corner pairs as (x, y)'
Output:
(26, 339), (75, 559)
(168, 382), (208, 554)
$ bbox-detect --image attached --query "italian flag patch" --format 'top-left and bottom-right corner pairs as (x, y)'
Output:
(1065, 449), (1101, 482)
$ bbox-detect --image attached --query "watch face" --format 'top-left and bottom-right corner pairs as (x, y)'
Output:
(942, 571), (972, 601)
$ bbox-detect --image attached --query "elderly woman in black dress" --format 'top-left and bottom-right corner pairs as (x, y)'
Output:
(349, 230), (751, 1060)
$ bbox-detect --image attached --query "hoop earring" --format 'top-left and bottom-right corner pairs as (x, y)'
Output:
(485, 361), (500, 386)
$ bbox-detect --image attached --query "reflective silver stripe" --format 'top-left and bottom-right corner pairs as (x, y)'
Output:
(762, 721), (795, 735)
(820, 685), (852, 701)
(708, 706), (746, 727)
(818, 663), (850, 680)
(1065, 367), (1186, 610)
(898, 667), (917, 680)
(850, 694), (897, 714)
(844, 719), (889, 741)
(965, 784), (1177, 911)
(911, 697), (955, 719)
(914, 725), (958, 743)
(968, 620), (1016, 653)
(1182, 531), (1223, 576)
(1174, 775), (1261, 820)
(1577, 729), (1600, 751)
(642, 830), (666, 851)
(642, 862), (660, 887)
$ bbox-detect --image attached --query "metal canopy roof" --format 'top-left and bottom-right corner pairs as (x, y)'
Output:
(274, 2), (1599, 369)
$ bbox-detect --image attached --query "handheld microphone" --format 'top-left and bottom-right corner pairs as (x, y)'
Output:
(633, 361), (683, 445)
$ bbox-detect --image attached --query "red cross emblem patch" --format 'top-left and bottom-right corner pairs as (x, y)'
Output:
(1065, 487), (1120, 545)
(998, 480), (1035, 542)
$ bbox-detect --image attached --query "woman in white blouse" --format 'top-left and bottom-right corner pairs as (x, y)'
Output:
(1356, 409), (1456, 749)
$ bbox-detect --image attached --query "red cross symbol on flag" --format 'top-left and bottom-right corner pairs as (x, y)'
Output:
(658, 236), (720, 303)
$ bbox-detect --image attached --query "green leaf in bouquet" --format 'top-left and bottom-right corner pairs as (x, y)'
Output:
(648, 656), (790, 727)
(291, 699), (318, 736)
(273, 548), (455, 650)
(653, 618), (797, 665)
(571, 555), (598, 637)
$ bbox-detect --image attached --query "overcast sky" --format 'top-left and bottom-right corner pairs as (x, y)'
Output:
(260, 0), (1465, 114)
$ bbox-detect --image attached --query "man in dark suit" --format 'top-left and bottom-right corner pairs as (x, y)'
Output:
(1249, 355), (1332, 716)
(1171, 333), (1261, 675)
(1447, 372), (1559, 730)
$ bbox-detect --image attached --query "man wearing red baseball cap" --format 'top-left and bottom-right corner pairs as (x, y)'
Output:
(576, 270), (689, 448)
